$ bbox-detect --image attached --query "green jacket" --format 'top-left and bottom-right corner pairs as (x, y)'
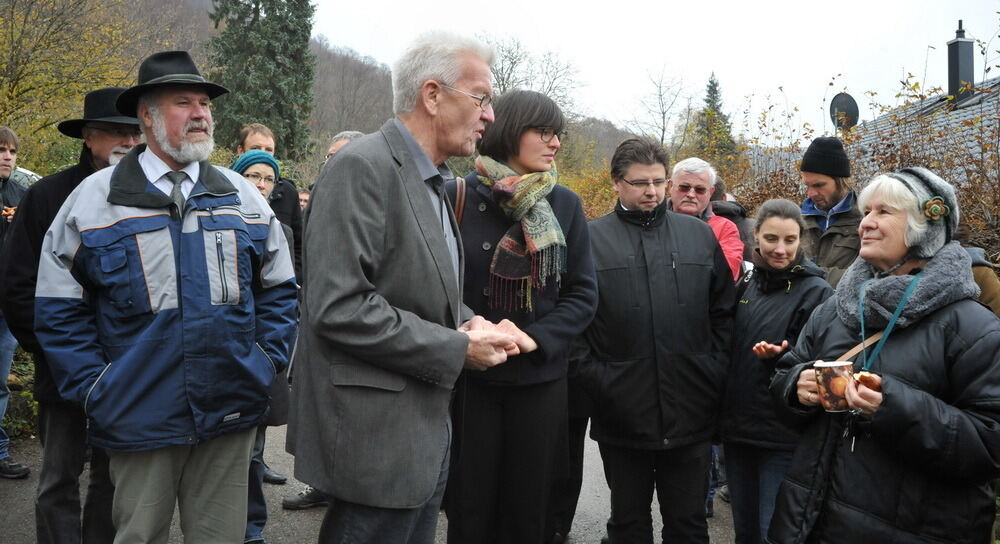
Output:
(802, 195), (861, 287)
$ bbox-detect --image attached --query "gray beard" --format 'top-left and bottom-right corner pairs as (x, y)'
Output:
(151, 115), (214, 165)
(107, 146), (132, 166)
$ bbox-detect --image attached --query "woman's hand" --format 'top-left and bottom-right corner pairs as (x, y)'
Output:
(753, 340), (789, 360)
(496, 319), (538, 354)
(846, 374), (883, 416)
(796, 365), (821, 407)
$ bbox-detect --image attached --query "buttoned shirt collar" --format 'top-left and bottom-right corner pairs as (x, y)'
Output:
(140, 148), (199, 199)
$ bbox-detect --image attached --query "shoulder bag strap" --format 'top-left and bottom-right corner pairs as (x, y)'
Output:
(835, 331), (884, 362)
(454, 176), (467, 225)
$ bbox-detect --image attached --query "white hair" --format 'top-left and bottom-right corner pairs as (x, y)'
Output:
(330, 130), (364, 144)
(391, 31), (495, 114)
(672, 157), (717, 184)
(857, 174), (928, 248)
(138, 89), (214, 165)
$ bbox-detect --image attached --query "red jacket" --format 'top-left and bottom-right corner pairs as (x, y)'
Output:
(707, 214), (743, 280)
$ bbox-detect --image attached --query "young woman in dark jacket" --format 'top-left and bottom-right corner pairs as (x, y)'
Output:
(443, 90), (598, 544)
(767, 168), (1000, 544)
(719, 199), (833, 544)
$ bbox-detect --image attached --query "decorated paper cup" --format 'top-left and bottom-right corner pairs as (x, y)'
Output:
(814, 361), (853, 412)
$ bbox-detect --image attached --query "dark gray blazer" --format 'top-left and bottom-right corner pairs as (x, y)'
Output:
(286, 119), (470, 508)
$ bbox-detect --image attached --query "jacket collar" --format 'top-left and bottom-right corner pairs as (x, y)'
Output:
(108, 144), (237, 208)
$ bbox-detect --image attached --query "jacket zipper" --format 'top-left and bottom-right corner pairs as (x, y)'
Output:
(256, 342), (277, 376)
(84, 364), (113, 416)
(214, 205), (261, 220)
(215, 232), (230, 303)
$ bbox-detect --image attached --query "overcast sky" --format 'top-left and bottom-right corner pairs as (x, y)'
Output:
(312, 0), (999, 144)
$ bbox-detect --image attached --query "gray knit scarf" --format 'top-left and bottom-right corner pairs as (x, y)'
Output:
(836, 242), (980, 330)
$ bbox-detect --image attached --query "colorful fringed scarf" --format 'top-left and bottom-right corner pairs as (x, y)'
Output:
(475, 155), (567, 311)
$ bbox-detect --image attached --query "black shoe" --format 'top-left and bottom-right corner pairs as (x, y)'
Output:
(262, 466), (287, 485)
(705, 497), (714, 518)
(601, 534), (610, 544)
(282, 486), (329, 510)
(0, 458), (30, 479)
(548, 532), (566, 544)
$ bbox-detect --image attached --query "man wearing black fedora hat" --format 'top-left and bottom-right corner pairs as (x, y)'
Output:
(0, 86), (139, 543)
(32, 51), (297, 543)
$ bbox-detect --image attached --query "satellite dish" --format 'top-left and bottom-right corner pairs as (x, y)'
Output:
(830, 92), (859, 130)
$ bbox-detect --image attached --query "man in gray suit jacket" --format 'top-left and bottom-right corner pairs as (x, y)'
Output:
(287, 32), (523, 543)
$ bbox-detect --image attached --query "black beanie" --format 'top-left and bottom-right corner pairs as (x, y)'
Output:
(800, 137), (851, 178)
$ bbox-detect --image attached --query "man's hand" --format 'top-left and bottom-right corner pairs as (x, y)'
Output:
(464, 330), (516, 371)
(459, 315), (491, 332)
(495, 319), (538, 354)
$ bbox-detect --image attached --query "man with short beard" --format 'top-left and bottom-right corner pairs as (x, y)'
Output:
(33, 52), (298, 543)
(0, 87), (138, 543)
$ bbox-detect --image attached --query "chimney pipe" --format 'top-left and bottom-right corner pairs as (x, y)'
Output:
(947, 20), (974, 104)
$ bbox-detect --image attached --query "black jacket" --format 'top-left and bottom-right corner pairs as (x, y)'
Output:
(767, 297), (1000, 544)
(719, 256), (832, 449)
(270, 177), (302, 278)
(711, 200), (755, 261)
(579, 203), (735, 450)
(0, 149), (95, 404)
(444, 173), (598, 386)
(0, 171), (28, 253)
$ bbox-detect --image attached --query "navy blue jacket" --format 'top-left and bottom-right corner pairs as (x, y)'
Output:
(445, 172), (597, 386)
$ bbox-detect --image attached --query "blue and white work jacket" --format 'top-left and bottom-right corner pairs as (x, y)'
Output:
(35, 145), (298, 452)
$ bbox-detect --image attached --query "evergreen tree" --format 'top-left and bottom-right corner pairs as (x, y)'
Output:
(208, 0), (315, 163)
(695, 73), (737, 168)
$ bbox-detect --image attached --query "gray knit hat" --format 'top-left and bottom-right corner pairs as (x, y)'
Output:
(886, 167), (960, 259)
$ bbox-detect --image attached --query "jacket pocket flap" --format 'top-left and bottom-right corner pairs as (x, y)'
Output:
(99, 247), (127, 272)
(80, 215), (172, 248)
(330, 363), (407, 391)
(198, 214), (269, 241)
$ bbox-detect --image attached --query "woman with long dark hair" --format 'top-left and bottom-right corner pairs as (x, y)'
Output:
(444, 90), (597, 544)
(719, 199), (833, 543)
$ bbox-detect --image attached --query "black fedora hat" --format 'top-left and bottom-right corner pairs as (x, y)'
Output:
(57, 87), (139, 139)
(116, 51), (228, 117)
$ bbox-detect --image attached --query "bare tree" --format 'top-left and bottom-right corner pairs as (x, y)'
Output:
(309, 36), (393, 136)
(480, 35), (579, 116)
(628, 68), (684, 146)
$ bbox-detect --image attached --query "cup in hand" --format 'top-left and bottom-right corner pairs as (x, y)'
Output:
(814, 361), (853, 412)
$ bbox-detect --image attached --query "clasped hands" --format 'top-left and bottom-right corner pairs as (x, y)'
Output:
(460, 316), (538, 371)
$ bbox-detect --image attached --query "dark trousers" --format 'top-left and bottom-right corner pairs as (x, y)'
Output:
(445, 377), (566, 544)
(35, 401), (115, 544)
(246, 425), (268, 541)
(546, 376), (591, 538)
(723, 442), (794, 544)
(318, 420), (450, 544)
(598, 441), (711, 544)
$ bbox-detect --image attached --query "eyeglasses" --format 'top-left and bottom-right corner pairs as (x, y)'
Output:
(532, 127), (567, 143)
(440, 84), (493, 111)
(244, 172), (276, 184)
(622, 178), (667, 188)
(89, 125), (142, 138)
(674, 183), (709, 195)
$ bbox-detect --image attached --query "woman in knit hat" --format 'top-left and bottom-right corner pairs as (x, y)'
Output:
(799, 136), (861, 287)
(230, 148), (293, 544)
(231, 149), (281, 201)
(766, 167), (1000, 543)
